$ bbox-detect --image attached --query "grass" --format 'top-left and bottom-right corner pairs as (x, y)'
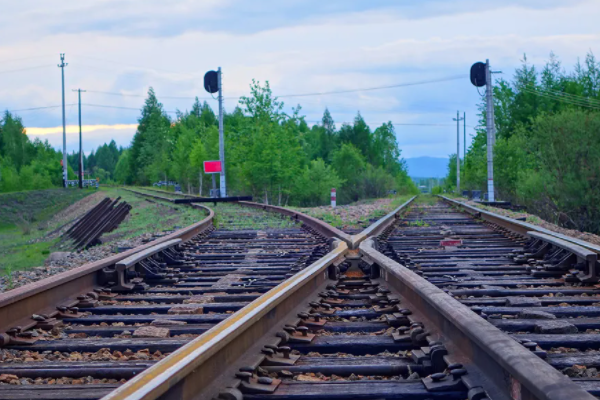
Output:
(99, 187), (210, 240)
(0, 189), (96, 274)
(412, 194), (439, 206)
(0, 188), (94, 226)
(0, 224), (58, 273)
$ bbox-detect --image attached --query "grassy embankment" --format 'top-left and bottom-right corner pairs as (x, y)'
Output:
(0, 186), (211, 275)
(0, 189), (95, 273)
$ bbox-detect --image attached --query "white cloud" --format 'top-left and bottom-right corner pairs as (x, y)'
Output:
(0, 0), (598, 158)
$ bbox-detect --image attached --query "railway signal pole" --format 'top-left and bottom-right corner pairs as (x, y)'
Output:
(218, 67), (226, 197)
(485, 59), (496, 201)
(58, 54), (68, 188)
(72, 89), (86, 188)
(453, 111), (464, 193)
(470, 60), (499, 201)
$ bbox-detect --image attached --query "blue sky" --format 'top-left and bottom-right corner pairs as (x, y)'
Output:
(0, 0), (598, 159)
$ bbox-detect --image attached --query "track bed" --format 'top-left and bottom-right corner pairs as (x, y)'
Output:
(379, 200), (600, 395)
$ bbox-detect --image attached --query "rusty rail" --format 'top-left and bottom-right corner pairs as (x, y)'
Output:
(102, 240), (348, 400)
(238, 201), (353, 247)
(0, 207), (214, 332)
(440, 196), (600, 254)
(359, 238), (593, 400)
(350, 195), (416, 247)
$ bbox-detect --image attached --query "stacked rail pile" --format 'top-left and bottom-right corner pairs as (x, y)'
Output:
(63, 197), (131, 249)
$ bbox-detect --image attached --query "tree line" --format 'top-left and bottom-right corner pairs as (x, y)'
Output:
(1, 80), (417, 205)
(446, 52), (600, 233)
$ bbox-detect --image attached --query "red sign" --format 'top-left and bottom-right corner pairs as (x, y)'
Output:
(204, 160), (222, 174)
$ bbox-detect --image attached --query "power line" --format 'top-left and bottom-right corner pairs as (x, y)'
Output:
(83, 74), (466, 102)
(82, 103), (178, 114)
(276, 75), (465, 98)
(0, 65), (53, 75)
(522, 88), (600, 110)
(6, 104), (75, 112)
(85, 90), (211, 100)
(529, 85), (600, 105)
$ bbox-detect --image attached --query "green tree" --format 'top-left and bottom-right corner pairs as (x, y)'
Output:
(294, 159), (343, 206)
(332, 143), (366, 203)
(129, 88), (172, 184)
(190, 138), (208, 196)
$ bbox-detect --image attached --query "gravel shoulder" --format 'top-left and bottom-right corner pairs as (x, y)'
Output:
(290, 195), (413, 233)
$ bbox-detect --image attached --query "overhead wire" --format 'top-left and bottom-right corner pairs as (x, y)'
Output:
(82, 74), (466, 102)
(0, 65), (53, 75)
(522, 88), (600, 110)
(7, 105), (74, 112)
(82, 103), (178, 114)
(528, 85), (600, 104)
(275, 75), (465, 98)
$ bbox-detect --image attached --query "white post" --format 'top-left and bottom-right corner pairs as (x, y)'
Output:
(485, 59), (496, 202)
(331, 188), (336, 208)
(218, 67), (226, 197)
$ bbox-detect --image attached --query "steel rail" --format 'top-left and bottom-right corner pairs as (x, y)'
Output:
(359, 238), (594, 400)
(101, 240), (348, 400)
(350, 195), (417, 247)
(98, 194), (600, 400)
(440, 196), (600, 254)
(0, 205), (214, 332)
(124, 188), (352, 245)
(238, 201), (353, 247)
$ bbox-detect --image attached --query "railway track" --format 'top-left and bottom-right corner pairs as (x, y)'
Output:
(0, 194), (598, 400)
(377, 197), (600, 398)
(0, 198), (330, 400)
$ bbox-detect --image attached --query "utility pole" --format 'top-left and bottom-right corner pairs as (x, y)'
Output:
(453, 111), (464, 194)
(485, 59), (496, 201)
(58, 54), (68, 188)
(72, 89), (86, 188)
(217, 67), (226, 197)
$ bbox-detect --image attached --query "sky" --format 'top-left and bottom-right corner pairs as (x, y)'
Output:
(0, 0), (598, 159)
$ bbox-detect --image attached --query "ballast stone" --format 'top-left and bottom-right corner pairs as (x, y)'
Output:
(133, 326), (170, 338)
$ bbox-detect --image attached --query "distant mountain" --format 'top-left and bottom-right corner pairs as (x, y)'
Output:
(404, 156), (448, 178)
